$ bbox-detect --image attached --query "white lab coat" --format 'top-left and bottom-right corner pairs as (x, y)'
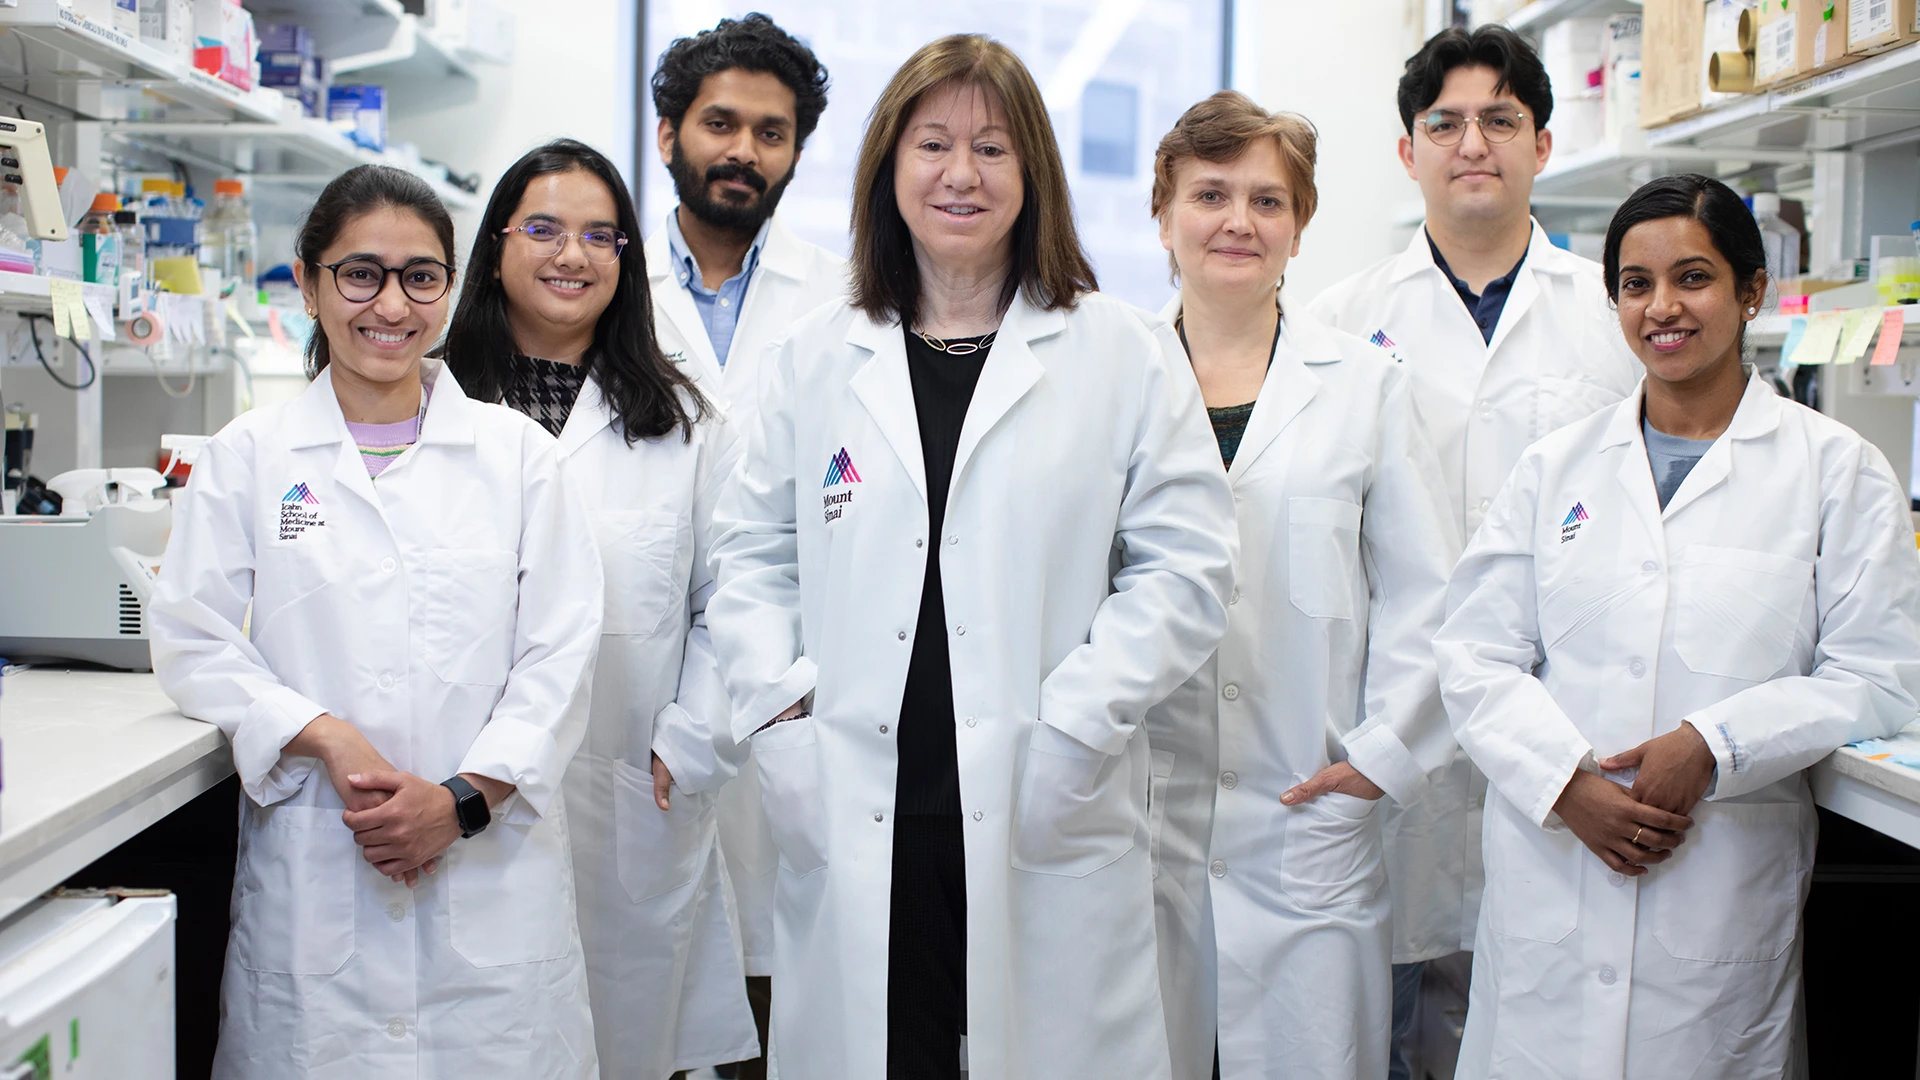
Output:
(1436, 374), (1920, 1079)
(1308, 220), (1641, 961)
(646, 213), (846, 976)
(149, 364), (604, 1079)
(552, 369), (760, 1077)
(706, 292), (1236, 1080)
(1146, 293), (1461, 1080)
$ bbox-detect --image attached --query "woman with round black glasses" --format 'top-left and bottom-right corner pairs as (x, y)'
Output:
(150, 164), (606, 1076)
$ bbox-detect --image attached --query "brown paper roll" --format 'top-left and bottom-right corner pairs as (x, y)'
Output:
(1710, 50), (1754, 93)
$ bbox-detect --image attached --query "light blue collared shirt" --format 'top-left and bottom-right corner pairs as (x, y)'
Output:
(665, 209), (770, 367)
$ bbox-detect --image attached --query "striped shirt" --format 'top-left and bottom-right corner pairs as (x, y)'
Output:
(345, 413), (421, 478)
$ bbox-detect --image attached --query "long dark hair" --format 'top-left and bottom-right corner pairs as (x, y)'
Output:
(297, 165), (455, 378)
(446, 139), (704, 442)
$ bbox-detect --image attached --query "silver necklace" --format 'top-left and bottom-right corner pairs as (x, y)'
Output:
(915, 329), (997, 355)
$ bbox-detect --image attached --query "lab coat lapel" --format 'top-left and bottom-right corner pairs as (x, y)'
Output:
(1485, 224), (1550, 359)
(645, 228), (722, 379)
(951, 297), (1051, 491)
(1602, 385), (1664, 545)
(556, 374), (614, 458)
(846, 314), (929, 502)
(1229, 290), (1329, 482)
(1660, 373), (1783, 520)
(290, 367), (381, 511)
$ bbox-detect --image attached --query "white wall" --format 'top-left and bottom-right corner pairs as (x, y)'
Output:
(390, 0), (640, 254)
(1236, 0), (1427, 300)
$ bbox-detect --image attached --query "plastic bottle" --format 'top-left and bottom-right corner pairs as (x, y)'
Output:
(200, 178), (256, 293)
(79, 193), (120, 287)
(1752, 193), (1802, 313)
(114, 208), (144, 308)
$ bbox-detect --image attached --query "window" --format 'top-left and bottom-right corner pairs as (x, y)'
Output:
(1080, 81), (1138, 177)
(639, 0), (1228, 309)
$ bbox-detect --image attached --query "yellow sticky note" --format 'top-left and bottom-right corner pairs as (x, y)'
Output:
(150, 255), (205, 294)
(226, 299), (254, 338)
(1871, 308), (1905, 366)
(1788, 311), (1843, 366)
(48, 278), (79, 339)
(1836, 309), (1877, 364)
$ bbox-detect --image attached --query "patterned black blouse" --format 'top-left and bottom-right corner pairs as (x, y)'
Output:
(500, 354), (587, 436)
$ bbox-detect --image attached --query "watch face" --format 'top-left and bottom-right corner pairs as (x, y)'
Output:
(458, 790), (488, 834)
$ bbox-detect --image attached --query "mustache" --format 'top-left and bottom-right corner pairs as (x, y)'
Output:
(706, 163), (768, 194)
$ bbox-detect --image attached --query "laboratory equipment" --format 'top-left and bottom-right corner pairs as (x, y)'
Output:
(0, 892), (176, 1079)
(0, 118), (66, 242)
(0, 469), (170, 671)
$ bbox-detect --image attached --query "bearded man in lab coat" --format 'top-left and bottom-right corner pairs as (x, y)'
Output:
(644, 16), (847, 1077)
(1308, 26), (1640, 1075)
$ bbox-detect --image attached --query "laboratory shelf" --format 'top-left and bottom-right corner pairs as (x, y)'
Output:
(0, 271), (114, 313)
(242, 0), (410, 62)
(331, 16), (480, 111)
(100, 116), (480, 211)
(1648, 42), (1920, 154)
(1499, 0), (1643, 34)
(1530, 141), (1805, 205)
(1748, 305), (1920, 349)
(0, 0), (285, 124)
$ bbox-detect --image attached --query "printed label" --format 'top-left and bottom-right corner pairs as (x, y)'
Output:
(1757, 18), (1796, 80)
(1852, 0), (1893, 39)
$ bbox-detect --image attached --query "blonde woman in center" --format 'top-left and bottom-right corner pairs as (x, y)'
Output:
(1143, 92), (1462, 1080)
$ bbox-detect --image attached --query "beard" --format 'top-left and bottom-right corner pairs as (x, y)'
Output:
(668, 132), (796, 234)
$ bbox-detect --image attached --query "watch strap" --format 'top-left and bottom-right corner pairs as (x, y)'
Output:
(441, 775), (489, 838)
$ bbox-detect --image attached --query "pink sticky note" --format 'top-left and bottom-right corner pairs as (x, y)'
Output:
(267, 306), (290, 351)
(1871, 308), (1905, 366)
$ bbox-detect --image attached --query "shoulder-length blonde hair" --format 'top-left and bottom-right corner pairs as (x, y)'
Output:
(850, 34), (1096, 328)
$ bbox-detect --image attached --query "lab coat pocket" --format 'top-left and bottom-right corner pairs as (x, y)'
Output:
(1147, 749), (1176, 880)
(613, 757), (709, 902)
(1279, 781), (1384, 909)
(752, 716), (828, 876)
(1673, 546), (1811, 682)
(593, 509), (689, 637)
(1288, 498), (1363, 620)
(1537, 375), (1621, 433)
(1652, 800), (1806, 963)
(1011, 724), (1137, 878)
(232, 805), (356, 975)
(418, 548), (520, 686)
(447, 814), (574, 967)
(1483, 801), (1579, 944)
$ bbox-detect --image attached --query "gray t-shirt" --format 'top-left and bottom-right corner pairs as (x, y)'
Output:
(1644, 418), (1716, 509)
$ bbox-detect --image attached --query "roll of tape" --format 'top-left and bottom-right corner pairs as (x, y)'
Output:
(125, 311), (164, 346)
(1710, 50), (1754, 93)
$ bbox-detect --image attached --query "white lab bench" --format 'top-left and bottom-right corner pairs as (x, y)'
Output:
(0, 669), (231, 924)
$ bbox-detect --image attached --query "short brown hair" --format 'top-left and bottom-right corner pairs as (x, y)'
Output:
(850, 35), (1096, 328)
(1150, 91), (1320, 237)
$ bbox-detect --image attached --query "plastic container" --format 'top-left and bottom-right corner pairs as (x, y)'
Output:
(79, 192), (120, 287)
(29, 168), (82, 281)
(114, 208), (144, 308)
(199, 177), (256, 294)
(1752, 193), (1802, 313)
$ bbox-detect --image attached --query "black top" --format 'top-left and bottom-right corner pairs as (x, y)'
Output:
(1428, 232), (1528, 345)
(1207, 401), (1258, 469)
(501, 354), (587, 436)
(895, 328), (992, 817)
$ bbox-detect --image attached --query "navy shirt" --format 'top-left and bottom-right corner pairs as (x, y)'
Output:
(1429, 232), (1527, 345)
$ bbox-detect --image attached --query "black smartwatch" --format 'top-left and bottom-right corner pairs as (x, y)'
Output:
(441, 776), (491, 838)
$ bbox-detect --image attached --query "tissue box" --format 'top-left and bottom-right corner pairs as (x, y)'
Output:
(328, 85), (386, 152)
(193, 0), (255, 90)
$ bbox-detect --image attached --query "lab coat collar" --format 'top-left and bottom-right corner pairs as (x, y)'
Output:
(756, 215), (812, 281)
(285, 360), (474, 449)
(1603, 371), (1782, 522)
(645, 224), (721, 375)
(1157, 285), (1328, 480)
(555, 373), (614, 456)
(1388, 218), (1575, 285)
(1598, 370), (1782, 450)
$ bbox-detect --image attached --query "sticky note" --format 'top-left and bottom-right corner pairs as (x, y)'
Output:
(1790, 312), (1843, 366)
(1778, 316), (1807, 365)
(267, 307), (289, 350)
(83, 292), (115, 341)
(1872, 308), (1905, 366)
(1837, 308), (1877, 364)
(49, 278), (88, 340)
(150, 255), (204, 295)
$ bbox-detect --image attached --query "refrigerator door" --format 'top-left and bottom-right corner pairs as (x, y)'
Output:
(0, 894), (176, 1078)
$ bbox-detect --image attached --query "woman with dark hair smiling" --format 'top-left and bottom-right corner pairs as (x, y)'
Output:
(705, 32), (1235, 1080)
(447, 139), (759, 1079)
(149, 164), (604, 1076)
(1436, 173), (1920, 1078)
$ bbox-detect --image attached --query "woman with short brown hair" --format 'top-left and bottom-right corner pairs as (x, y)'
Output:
(705, 33), (1237, 1080)
(1142, 91), (1460, 1079)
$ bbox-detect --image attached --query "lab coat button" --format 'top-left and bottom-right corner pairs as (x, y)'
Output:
(1629, 658), (1646, 678)
(965, 716), (978, 728)
(386, 902), (405, 922)
(1229, 587), (1240, 605)
(377, 672), (395, 691)
(973, 811), (984, 821)
(916, 538), (925, 548)
(1210, 860), (1228, 878)
(386, 1018), (406, 1039)
(380, 557), (396, 573)
(1478, 498), (1491, 513)
(879, 724), (890, 734)
(874, 813), (885, 822)
(1608, 871), (1626, 887)
(898, 631), (907, 641)
(1598, 965), (1618, 986)
(1642, 561), (1658, 573)
(1222, 683), (1240, 701)
(1478, 401), (1493, 418)
(1220, 772), (1238, 789)
(947, 534), (958, 545)
(955, 625), (966, 636)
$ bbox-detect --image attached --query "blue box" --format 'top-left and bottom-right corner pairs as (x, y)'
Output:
(258, 23), (313, 58)
(328, 84), (386, 152)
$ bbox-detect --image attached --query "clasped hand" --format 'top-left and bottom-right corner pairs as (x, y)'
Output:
(1555, 723), (1718, 876)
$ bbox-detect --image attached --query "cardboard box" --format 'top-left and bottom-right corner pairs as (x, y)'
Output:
(192, 0), (254, 90)
(1756, 1), (1860, 87)
(1849, 0), (1920, 54)
(1642, 0), (1757, 128)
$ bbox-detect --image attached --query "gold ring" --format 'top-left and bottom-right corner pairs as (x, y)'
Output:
(1631, 827), (1645, 846)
